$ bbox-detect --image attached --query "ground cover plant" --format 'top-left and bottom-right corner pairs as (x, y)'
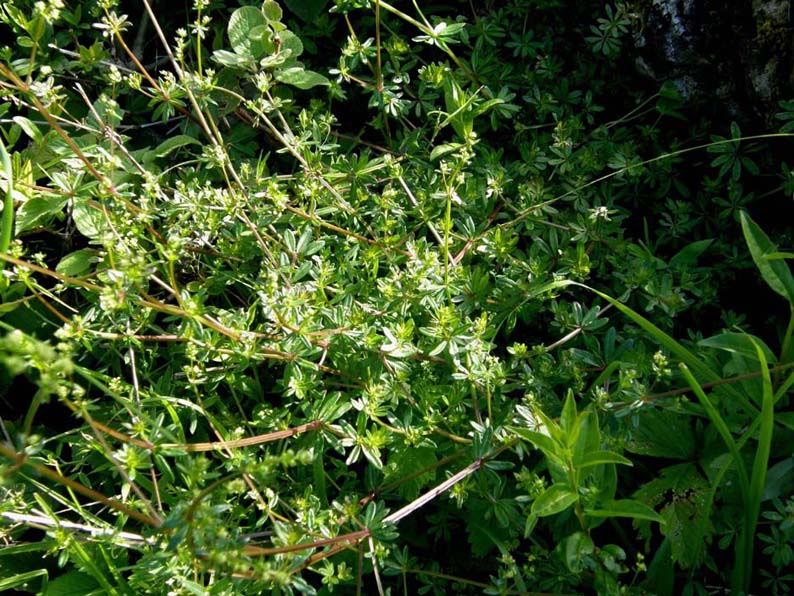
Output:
(0, 0), (793, 594)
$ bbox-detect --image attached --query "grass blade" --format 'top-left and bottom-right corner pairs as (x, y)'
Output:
(584, 285), (757, 416)
(743, 337), (775, 591)
(0, 136), (13, 277)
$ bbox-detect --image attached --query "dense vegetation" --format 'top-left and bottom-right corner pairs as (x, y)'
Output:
(0, 1), (793, 594)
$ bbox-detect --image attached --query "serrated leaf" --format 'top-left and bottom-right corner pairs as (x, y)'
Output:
(56, 248), (97, 276)
(740, 210), (794, 303)
(586, 499), (663, 522)
(47, 570), (101, 596)
(228, 6), (267, 56)
(625, 410), (696, 460)
(634, 463), (712, 568)
(531, 483), (578, 517)
(384, 446), (436, 500)
(275, 67), (329, 89)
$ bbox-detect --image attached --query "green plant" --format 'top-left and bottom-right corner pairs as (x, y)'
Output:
(0, 0), (792, 594)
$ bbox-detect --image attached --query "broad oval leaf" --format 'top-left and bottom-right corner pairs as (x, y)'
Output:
(228, 6), (267, 56)
(56, 248), (98, 276)
(72, 200), (108, 240)
(262, 0), (283, 22)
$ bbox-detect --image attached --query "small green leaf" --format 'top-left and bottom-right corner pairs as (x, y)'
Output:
(153, 134), (201, 158)
(430, 142), (464, 161)
(55, 248), (98, 276)
(212, 49), (256, 68)
(559, 390), (577, 437)
(740, 210), (794, 303)
(72, 200), (108, 240)
(275, 67), (330, 89)
(585, 499), (663, 522)
(262, 0), (283, 22)
(248, 25), (274, 58)
(531, 484), (578, 518)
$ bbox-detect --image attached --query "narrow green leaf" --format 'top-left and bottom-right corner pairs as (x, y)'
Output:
(559, 390), (578, 438)
(531, 484), (578, 518)
(744, 337), (775, 588)
(582, 284), (757, 417)
(0, 569), (47, 591)
(0, 136), (13, 274)
(585, 499), (663, 522)
(766, 251), (794, 260)
(669, 238), (713, 268)
(262, 0), (283, 22)
(699, 332), (776, 363)
(740, 210), (794, 303)
(47, 570), (101, 596)
(12, 115), (43, 143)
(576, 450), (632, 469)
(509, 426), (559, 460)
(679, 363), (750, 502)
(153, 134), (201, 158)
(430, 142), (464, 161)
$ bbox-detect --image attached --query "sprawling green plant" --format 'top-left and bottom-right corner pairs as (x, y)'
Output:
(0, 1), (792, 595)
